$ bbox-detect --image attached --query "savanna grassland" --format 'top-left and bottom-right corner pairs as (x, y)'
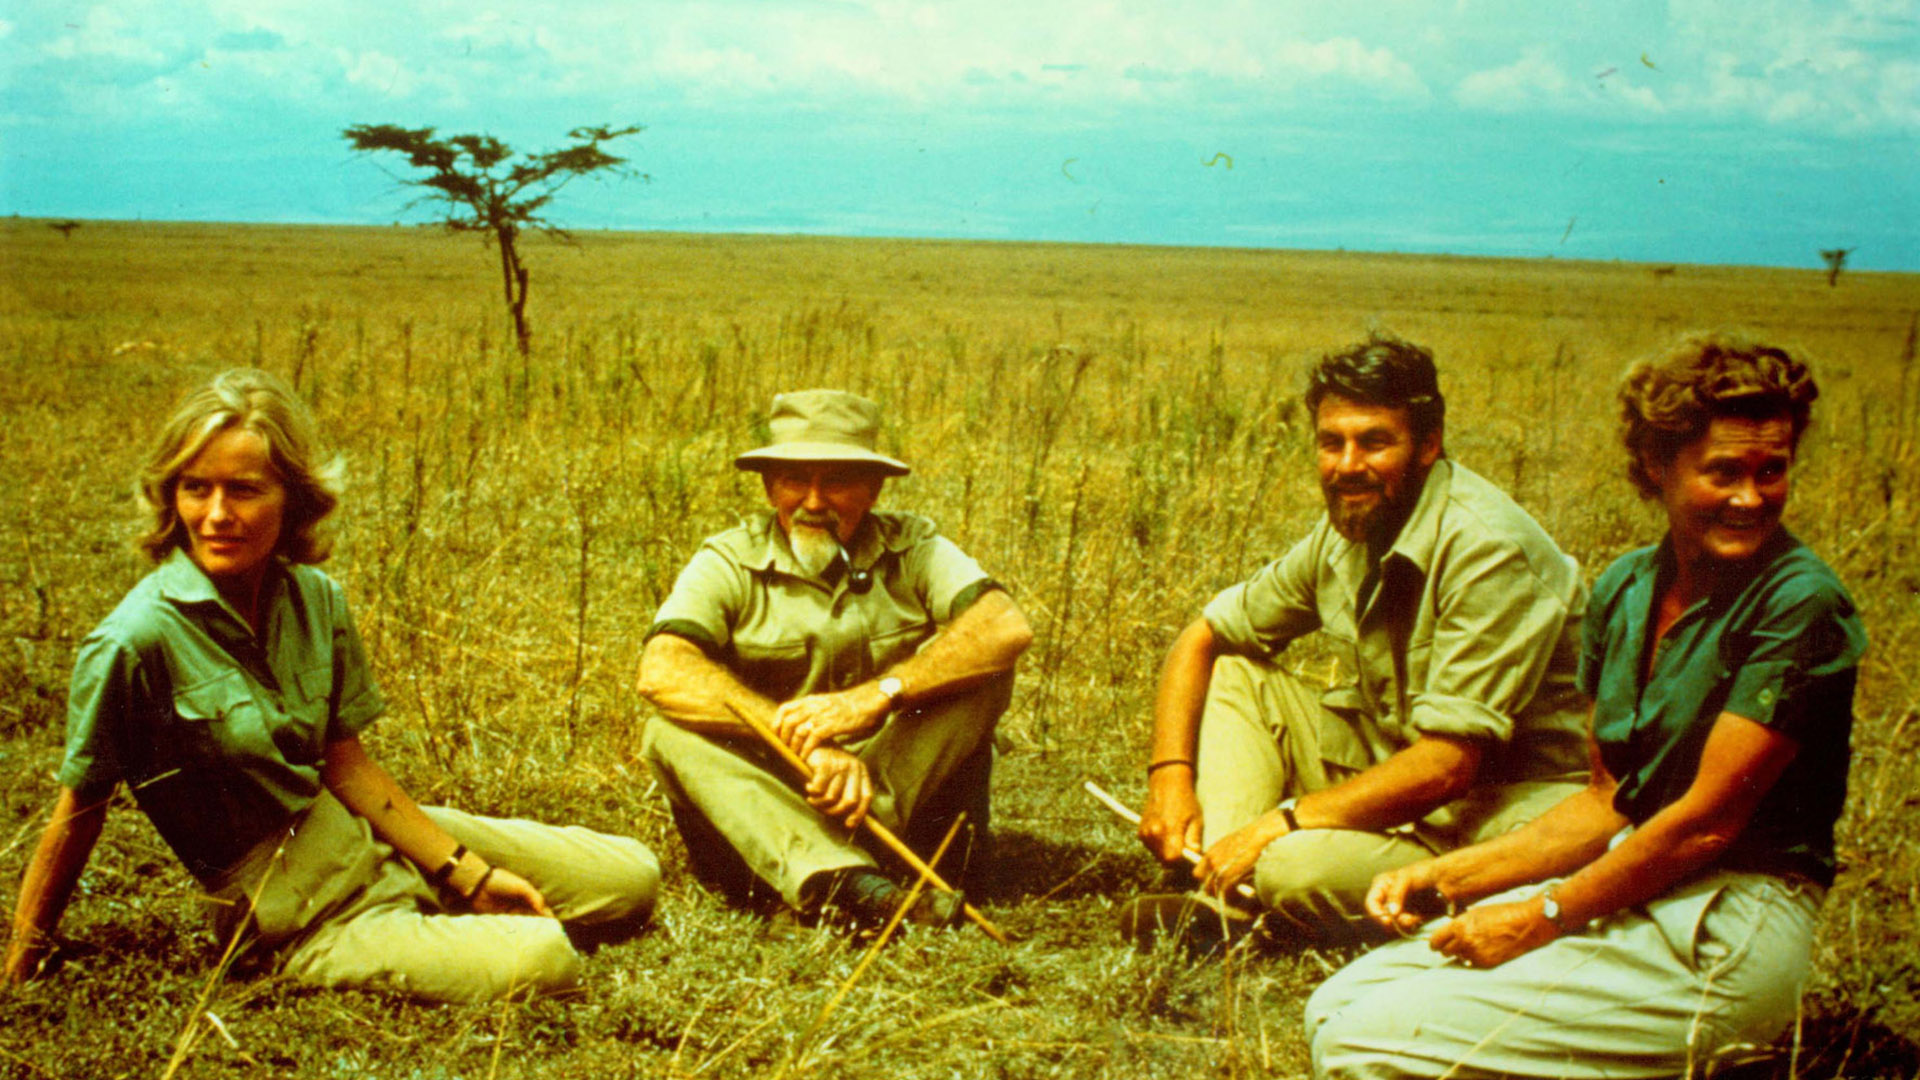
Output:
(2, 219), (1917, 1079)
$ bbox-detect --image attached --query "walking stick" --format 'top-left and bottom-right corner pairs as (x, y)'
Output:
(724, 701), (1010, 944)
(1083, 779), (1258, 902)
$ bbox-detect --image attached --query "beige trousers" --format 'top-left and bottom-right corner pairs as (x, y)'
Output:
(1195, 656), (1578, 944)
(640, 672), (1012, 908)
(1307, 870), (1824, 1078)
(211, 792), (659, 1003)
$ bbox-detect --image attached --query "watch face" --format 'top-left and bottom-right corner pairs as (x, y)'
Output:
(879, 677), (903, 700)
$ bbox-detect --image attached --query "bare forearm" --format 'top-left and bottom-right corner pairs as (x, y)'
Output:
(881, 589), (1032, 704)
(636, 634), (777, 735)
(1549, 712), (1797, 927)
(1429, 784), (1625, 905)
(7, 788), (107, 981)
(1296, 736), (1482, 833)
(319, 737), (489, 896)
(1147, 619), (1217, 770)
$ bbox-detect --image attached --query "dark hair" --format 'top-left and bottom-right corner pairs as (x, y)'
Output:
(1617, 333), (1818, 499)
(136, 368), (343, 564)
(1305, 333), (1446, 444)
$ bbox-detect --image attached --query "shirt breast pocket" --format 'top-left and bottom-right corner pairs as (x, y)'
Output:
(171, 672), (276, 765)
(732, 639), (813, 702)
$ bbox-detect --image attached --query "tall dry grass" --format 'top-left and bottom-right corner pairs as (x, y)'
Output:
(1, 219), (1916, 1078)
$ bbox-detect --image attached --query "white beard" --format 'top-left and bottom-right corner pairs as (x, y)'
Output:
(788, 524), (841, 579)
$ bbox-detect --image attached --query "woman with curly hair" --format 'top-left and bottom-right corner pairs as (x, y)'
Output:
(1306, 334), (1867, 1077)
(6, 368), (658, 1002)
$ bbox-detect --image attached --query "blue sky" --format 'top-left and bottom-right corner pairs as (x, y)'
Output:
(3, 1), (1917, 269)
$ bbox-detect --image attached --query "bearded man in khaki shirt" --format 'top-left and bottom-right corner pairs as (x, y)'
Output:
(638, 390), (1032, 928)
(1127, 335), (1589, 949)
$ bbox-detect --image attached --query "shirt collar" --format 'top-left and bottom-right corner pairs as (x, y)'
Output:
(155, 546), (287, 632)
(1331, 457), (1453, 599)
(742, 511), (908, 583)
(1645, 526), (1801, 601)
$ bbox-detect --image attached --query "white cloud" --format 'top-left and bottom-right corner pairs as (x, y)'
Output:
(42, 6), (172, 64)
(1454, 49), (1576, 111)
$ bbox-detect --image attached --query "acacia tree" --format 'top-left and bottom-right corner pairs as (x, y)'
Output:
(342, 123), (643, 356)
(1821, 247), (1853, 287)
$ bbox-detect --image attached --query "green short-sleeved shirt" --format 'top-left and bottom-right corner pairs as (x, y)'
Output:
(59, 549), (386, 882)
(648, 510), (993, 702)
(1578, 531), (1865, 886)
(1203, 459), (1589, 784)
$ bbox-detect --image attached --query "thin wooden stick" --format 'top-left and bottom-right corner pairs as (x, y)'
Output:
(723, 701), (1010, 944)
(1082, 780), (1257, 902)
(792, 811), (969, 1079)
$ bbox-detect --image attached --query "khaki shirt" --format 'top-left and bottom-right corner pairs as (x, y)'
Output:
(1205, 459), (1588, 785)
(650, 511), (993, 702)
(59, 549), (386, 881)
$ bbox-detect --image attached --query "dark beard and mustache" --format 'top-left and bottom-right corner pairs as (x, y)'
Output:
(1323, 469), (1427, 546)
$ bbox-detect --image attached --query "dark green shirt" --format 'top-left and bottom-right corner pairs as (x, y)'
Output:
(1578, 530), (1866, 886)
(59, 550), (386, 882)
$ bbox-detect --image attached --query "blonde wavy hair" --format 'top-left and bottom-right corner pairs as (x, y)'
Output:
(135, 369), (343, 564)
(1617, 332), (1819, 500)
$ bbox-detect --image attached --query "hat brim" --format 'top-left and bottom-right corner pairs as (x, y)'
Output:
(734, 443), (911, 476)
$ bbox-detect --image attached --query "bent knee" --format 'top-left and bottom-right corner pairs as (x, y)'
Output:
(600, 842), (662, 921)
(491, 921), (584, 999)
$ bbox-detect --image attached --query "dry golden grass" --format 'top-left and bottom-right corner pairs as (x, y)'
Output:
(1, 219), (1916, 1078)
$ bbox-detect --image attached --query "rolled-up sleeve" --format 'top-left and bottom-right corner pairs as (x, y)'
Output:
(1722, 581), (1866, 743)
(1203, 534), (1323, 659)
(1407, 540), (1579, 744)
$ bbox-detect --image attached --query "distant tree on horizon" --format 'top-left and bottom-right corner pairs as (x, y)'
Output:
(1821, 246), (1854, 287)
(342, 123), (644, 357)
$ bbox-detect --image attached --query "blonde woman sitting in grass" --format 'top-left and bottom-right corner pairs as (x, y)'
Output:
(1308, 335), (1865, 1078)
(6, 368), (658, 1002)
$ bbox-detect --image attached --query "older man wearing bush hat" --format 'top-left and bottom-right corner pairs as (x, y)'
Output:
(638, 389), (1032, 927)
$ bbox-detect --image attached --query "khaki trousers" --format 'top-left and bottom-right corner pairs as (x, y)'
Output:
(211, 792), (659, 1003)
(641, 672), (1012, 908)
(1306, 870), (1824, 1078)
(1195, 656), (1578, 943)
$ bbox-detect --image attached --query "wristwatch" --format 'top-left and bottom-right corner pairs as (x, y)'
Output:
(1539, 885), (1571, 933)
(1276, 797), (1302, 832)
(877, 676), (904, 706)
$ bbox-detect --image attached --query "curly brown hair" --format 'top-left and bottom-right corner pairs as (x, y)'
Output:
(135, 369), (343, 564)
(1617, 333), (1819, 499)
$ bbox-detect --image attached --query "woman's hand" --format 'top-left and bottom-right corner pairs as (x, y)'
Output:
(468, 867), (553, 918)
(774, 690), (885, 759)
(1366, 858), (1453, 936)
(804, 746), (874, 828)
(1428, 898), (1557, 968)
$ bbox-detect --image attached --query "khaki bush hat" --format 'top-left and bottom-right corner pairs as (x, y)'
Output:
(733, 389), (911, 476)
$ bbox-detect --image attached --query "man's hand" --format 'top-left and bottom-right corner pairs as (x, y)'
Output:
(804, 746), (875, 829)
(1428, 898), (1557, 968)
(774, 689), (886, 759)
(1137, 771), (1204, 863)
(1193, 809), (1289, 898)
(468, 867), (555, 917)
